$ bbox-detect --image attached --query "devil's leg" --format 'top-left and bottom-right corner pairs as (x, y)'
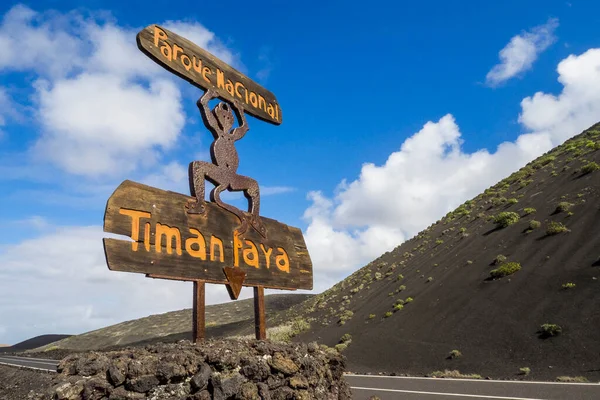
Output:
(187, 161), (211, 214)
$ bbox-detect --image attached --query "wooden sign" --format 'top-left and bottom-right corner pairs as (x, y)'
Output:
(103, 180), (313, 291)
(137, 24), (282, 125)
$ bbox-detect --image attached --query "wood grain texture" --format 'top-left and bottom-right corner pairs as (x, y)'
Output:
(137, 24), (282, 125)
(254, 286), (266, 340)
(103, 180), (313, 290)
(192, 281), (205, 342)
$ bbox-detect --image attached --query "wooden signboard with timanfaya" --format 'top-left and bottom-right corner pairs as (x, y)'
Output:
(137, 25), (282, 125)
(103, 180), (313, 292)
(104, 23), (311, 342)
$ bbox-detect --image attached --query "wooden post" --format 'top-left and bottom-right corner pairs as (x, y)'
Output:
(192, 281), (205, 343)
(254, 286), (266, 340)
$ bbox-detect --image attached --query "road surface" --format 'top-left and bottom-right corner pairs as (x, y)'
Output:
(0, 355), (58, 372)
(1, 356), (598, 399)
(346, 374), (600, 400)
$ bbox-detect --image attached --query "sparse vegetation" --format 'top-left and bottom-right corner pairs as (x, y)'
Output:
(426, 277), (433, 282)
(448, 349), (462, 359)
(580, 161), (599, 175)
(384, 311), (393, 318)
(393, 304), (404, 311)
(490, 262), (521, 279)
(507, 198), (519, 205)
(519, 367), (531, 376)
(405, 297), (414, 304)
(528, 220), (541, 230)
(494, 212), (520, 228)
(562, 282), (576, 289)
(338, 310), (354, 325)
(334, 343), (348, 352)
(540, 323), (562, 337)
(546, 221), (569, 235)
(398, 285), (406, 292)
(368, 314), (376, 319)
(556, 376), (589, 383)
(430, 370), (482, 379)
(493, 254), (507, 265)
(555, 201), (573, 213)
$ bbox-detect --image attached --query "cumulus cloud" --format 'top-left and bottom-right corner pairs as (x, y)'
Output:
(0, 5), (237, 177)
(0, 225), (241, 344)
(486, 18), (559, 86)
(305, 46), (600, 286)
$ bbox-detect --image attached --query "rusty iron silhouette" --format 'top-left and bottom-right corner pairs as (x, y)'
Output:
(186, 89), (267, 238)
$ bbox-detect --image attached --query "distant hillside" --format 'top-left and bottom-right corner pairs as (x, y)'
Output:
(33, 293), (312, 352)
(276, 123), (600, 381)
(0, 335), (72, 353)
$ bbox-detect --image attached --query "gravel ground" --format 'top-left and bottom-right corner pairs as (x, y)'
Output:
(0, 365), (54, 400)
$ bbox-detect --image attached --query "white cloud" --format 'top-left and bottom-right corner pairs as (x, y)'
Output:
(305, 47), (600, 287)
(35, 73), (184, 176)
(0, 5), (237, 177)
(486, 18), (559, 86)
(0, 225), (240, 344)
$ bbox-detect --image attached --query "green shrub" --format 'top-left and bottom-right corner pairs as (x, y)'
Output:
(561, 282), (576, 289)
(459, 227), (467, 233)
(466, 260), (473, 265)
(493, 254), (507, 265)
(384, 311), (393, 318)
(426, 277), (433, 282)
(334, 343), (348, 352)
(555, 201), (573, 213)
(523, 207), (536, 215)
(507, 198), (519, 205)
(340, 333), (352, 343)
(393, 304), (404, 311)
(546, 221), (569, 235)
(338, 310), (354, 325)
(398, 285), (406, 292)
(436, 239), (444, 245)
(490, 262), (521, 279)
(519, 367), (531, 376)
(494, 212), (520, 228)
(540, 323), (562, 337)
(395, 299), (405, 305)
(368, 314), (376, 319)
(580, 161), (599, 174)
(397, 274), (404, 281)
(405, 297), (414, 304)
(529, 220), (541, 230)
(448, 350), (462, 359)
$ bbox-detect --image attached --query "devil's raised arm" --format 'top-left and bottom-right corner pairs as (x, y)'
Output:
(231, 100), (249, 140)
(197, 89), (219, 132)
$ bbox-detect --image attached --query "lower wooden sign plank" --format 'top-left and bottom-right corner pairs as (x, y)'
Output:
(103, 180), (313, 291)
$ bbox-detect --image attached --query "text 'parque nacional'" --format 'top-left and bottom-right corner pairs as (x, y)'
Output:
(137, 25), (282, 125)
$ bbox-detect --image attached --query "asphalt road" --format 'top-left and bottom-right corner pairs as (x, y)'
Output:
(0, 355), (59, 372)
(1, 356), (599, 399)
(346, 374), (600, 400)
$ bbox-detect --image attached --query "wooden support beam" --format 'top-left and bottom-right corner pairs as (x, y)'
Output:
(192, 281), (205, 343)
(254, 286), (266, 340)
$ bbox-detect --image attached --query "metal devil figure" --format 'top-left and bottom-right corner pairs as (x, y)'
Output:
(102, 25), (313, 341)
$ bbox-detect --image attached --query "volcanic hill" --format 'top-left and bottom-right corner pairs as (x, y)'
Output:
(278, 123), (600, 381)
(32, 293), (312, 354)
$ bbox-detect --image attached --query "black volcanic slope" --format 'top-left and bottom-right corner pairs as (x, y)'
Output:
(0, 335), (72, 353)
(282, 123), (600, 381)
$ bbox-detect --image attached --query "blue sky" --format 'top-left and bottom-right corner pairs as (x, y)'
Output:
(1, 1), (600, 344)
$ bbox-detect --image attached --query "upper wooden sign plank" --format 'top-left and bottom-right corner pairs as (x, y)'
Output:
(137, 24), (282, 125)
(103, 180), (312, 290)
